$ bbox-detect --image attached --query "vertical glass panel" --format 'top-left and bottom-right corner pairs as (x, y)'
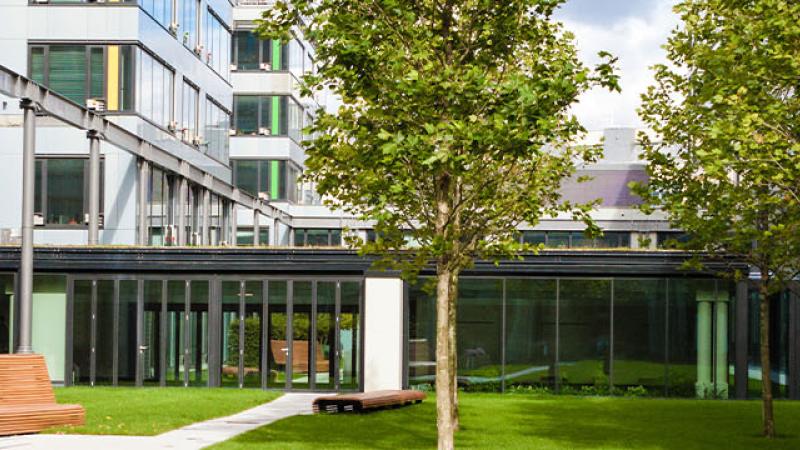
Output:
(49, 46), (86, 104)
(142, 280), (162, 385)
(119, 45), (134, 111)
(330, 229), (342, 247)
(243, 281), (263, 388)
(305, 229), (329, 247)
(521, 231), (546, 246)
(291, 281), (312, 388)
(234, 96), (259, 135)
(667, 278), (700, 397)
(293, 229), (305, 247)
(235, 31), (259, 70)
(315, 282), (335, 389)
(613, 279), (667, 395)
(89, 47), (104, 100)
(505, 279), (557, 390)
(30, 47), (45, 84)
(72, 280), (92, 385)
(118, 280), (137, 385)
(457, 279), (503, 392)
(234, 160), (258, 195)
(408, 282), (435, 388)
(570, 232), (593, 248)
(339, 282), (360, 390)
(189, 281), (209, 386)
(559, 279), (611, 391)
(267, 281), (288, 388)
(221, 281), (240, 387)
(166, 281), (186, 386)
(46, 159), (85, 225)
(0, 275), (14, 354)
(547, 232), (570, 248)
(34, 160), (42, 215)
(95, 280), (115, 384)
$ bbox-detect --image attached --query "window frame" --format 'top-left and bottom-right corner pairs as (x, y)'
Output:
(293, 228), (343, 247)
(34, 156), (105, 229)
(231, 158), (301, 202)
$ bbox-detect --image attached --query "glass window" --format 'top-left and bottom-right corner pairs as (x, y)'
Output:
(505, 279), (557, 390)
(293, 229), (343, 247)
(232, 95), (301, 140)
(291, 281), (312, 388)
(34, 158), (104, 226)
(457, 279), (504, 392)
(339, 281), (360, 390)
(49, 46), (86, 104)
(521, 231), (546, 246)
(117, 280), (138, 385)
(267, 280), (288, 388)
(234, 30), (259, 70)
(315, 282), (336, 389)
(142, 0), (173, 29)
(204, 98), (230, 163)
(547, 232), (570, 248)
(204, 9), (231, 80)
(613, 279), (667, 395)
(180, 0), (199, 48)
(667, 278), (700, 396)
(234, 96), (259, 135)
(180, 80), (199, 142)
(559, 279), (612, 390)
(136, 49), (174, 129)
(231, 159), (298, 201)
(236, 227), (270, 246)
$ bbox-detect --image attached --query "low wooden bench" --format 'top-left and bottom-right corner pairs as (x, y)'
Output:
(0, 354), (84, 435)
(313, 390), (425, 414)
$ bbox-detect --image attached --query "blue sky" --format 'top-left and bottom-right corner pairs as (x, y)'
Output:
(555, 0), (679, 130)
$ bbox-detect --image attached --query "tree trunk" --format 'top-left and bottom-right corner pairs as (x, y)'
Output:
(436, 267), (456, 450)
(758, 272), (775, 438)
(448, 269), (459, 431)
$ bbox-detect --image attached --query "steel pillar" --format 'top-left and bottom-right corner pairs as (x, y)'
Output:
(137, 159), (149, 246)
(17, 100), (36, 354)
(202, 188), (210, 246)
(87, 131), (101, 245)
(230, 203), (237, 247)
(177, 177), (187, 246)
(253, 211), (261, 246)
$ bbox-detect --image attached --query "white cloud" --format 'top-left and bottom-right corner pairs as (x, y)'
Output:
(558, 0), (679, 131)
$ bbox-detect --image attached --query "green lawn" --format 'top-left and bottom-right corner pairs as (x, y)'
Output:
(213, 393), (800, 450)
(50, 387), (281, 436)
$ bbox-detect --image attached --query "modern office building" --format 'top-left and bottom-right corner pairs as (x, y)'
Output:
(0, 0), (796, 401)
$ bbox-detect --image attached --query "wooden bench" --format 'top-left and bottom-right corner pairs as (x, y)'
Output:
(0, 354), (84, 435)
(270, 340), (330, 373)
(313, 390), (425, 414)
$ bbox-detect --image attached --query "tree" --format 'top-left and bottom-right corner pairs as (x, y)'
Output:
(257, 2), (618, 448)
(634, 0), (800, 438)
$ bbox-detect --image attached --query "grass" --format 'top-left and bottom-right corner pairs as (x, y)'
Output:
(49, 387), (281, 436)
(213, 393), (800, 450)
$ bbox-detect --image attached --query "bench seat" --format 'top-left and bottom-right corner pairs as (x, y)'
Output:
(313, 390), (425, 413)
(0, 404), (85, 435)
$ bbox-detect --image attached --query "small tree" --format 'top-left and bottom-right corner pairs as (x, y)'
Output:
(635, 0), (800, 438)
(258, 2), (618, 448)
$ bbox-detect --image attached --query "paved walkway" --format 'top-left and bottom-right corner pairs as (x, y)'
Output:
(0, 393), (318, 450)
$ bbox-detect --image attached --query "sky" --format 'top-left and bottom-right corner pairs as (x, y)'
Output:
(555, 0), (680, 131)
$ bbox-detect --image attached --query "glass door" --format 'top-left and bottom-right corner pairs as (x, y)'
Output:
(338, 281), (361, 390)
(221, 281), (241, 387)
(243, 281), (263, 388)
(291, 281), (312, 389)
(141, 280), (163, 385)
(314, 282), (336, 390)
(267, 281), (288, 388)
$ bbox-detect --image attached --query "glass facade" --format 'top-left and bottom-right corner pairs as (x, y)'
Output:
(232, 95), (303, 142)
(204, 8), (231, 81)
(294, 229), (342, 247)
(205, 98), (231, 163)
(61, 276), (361, 391)
(408, 277), (732, 396)
(232, 159), (299, 202)
(520, 231), (631, 248)
(232, 30), (289, 71)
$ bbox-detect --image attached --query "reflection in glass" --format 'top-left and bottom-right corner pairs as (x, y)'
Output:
(291, 281), (312, 388)
(142, 281), (163, 385)
(667, 279), (700, 396)
(118, 281), (137, 385)
(267, 281), (288, 388)
(95, 281), (115, 384)
(0, 275), (13, 354)
(243, 281), (263, 388)
(72, 280), (92, 385)
(505, 279), (557, 389)
(166, 281), (186, 386)
(613, 279), (667, 394)
(315, 282), (335, 389)
(457, 279), (503, 392)
(221, 281), (240, 387)
(558, 279), (611, 390)
(189, 281), (209, 386)
(339, 282), (360, 390)
(408, 283), (435, 387)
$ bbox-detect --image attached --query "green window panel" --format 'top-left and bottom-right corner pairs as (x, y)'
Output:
(272, 39), (282, 70)
(30, 47), (45, 84)
(270, 160), (280, 200)
(49, 46), (87, 104)
(89, 47), (104, 100)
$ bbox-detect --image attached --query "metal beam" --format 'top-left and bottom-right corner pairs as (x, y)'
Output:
(17, 99), (35, 354)
(0, 64), (286, 223)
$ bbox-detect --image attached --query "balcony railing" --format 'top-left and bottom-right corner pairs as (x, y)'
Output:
(237, 0), (273, 6)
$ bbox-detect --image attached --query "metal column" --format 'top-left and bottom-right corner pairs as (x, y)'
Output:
(253, 211), (261, 246)
(230, 203), (237, 246)
(137, 159), (149, 246)
(177, 177), (187, 246)
(272, 218), (280, 247)
(17, 100), (36, 354)
(87, 131), (101, 245)
(202, 188), (210, 246)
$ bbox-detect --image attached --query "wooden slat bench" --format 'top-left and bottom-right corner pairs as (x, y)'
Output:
(313, 390), (425, 414)
(0, 354), (84, 435)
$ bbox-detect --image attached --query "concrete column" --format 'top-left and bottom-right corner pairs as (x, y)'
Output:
(715, 297), (729, 399)
(363, 277), (404, 391)
(696, 291), (714, 398)
(17, 100), (36, 354)
(202, 188), (210, 246)
(272, 218), (280, 246)
(253, 210), (260, 246)
(87, 131), (101, 245)
(137, 159), (149, 246)
(734, 280), (749, 399)
(177, 177), (187, 246)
